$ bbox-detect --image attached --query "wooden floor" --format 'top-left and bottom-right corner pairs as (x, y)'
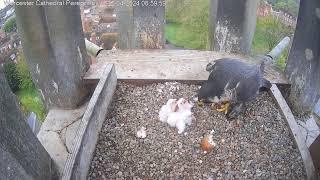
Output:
(84, 49), (289, 84)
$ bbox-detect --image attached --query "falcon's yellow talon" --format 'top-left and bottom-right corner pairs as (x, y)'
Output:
(224, 102), (230, 114)
(216, 102), (230, 114)
(197, 100), (204, 107)
(216, 106), (226, 112)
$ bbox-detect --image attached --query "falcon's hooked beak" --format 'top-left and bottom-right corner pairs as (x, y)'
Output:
(189, 94), (204, 108)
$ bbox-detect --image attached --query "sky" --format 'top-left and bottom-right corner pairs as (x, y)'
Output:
(0, 0), (5, 9)
(0, 0), (13, 10)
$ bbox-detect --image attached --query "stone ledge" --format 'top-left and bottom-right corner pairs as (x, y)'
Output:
(297, 116), (320, 148)
(270, 84), (317, 180)
(37, 103), (88, 173)
(314, 99), (320, 122)
(84, 49), (288, 84)
(62, 64), (117, 180)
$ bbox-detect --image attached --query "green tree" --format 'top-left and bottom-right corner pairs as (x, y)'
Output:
(3, 60), (19, 92)
(16, 50), (35, 90)
(272, 0), (299, 16)
(100, 33), (117, 50)
(259, 16), (293, 51)
(3, 16), (16, 33)
(253, 15), (294, 70)
(274, 1), (286, 10)
(14, 50), (46, 121)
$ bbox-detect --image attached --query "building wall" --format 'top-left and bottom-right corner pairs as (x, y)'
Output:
(257, 1), (297, 28)
(272, 10), (297, 27)
(257, 2), (272, 17)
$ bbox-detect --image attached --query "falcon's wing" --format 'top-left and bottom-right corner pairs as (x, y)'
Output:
(235, 70), (261, 102)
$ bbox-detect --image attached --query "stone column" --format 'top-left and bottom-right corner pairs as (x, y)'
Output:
(315, 99), (320, 118)
(209, 0), (259, 54)
(15, 0), (89, 109)
(116, 1), (134, 49)
(116, 0), (165, 49)
(285, 0), (320, 114)
(0, 68), (58, 180)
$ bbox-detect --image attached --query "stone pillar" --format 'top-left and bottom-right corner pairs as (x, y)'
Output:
(15, 0), (89, 109)
(285, 0), (320, 114)
(0, 68), (58, 180)
(315, 99), (320, 118)
(116, 0), (165, 49)
(116, 1), (134, 49)
(209, 0), (259, 54)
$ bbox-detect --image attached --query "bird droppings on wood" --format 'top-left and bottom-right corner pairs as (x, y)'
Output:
(88, 82), (306, 179)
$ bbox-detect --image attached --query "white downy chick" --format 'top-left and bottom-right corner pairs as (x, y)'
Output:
(167, 98), (194, 134)
(184, 113), (194, 126)
(159, 99), (177, 123)
(167, 98), (186, 127)
(175, 110), (193, 134)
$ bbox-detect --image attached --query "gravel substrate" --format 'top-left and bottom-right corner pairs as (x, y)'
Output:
(88, 82), (306, 179)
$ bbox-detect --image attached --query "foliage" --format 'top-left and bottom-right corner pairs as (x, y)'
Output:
(266, 0), (299, 16)
(252, 16), (294, 70)
(3, 60), (19, 92)
(165, 0), (189, 23)
(17, 87), (46, 121)
(14, 50), (46, 121)
(3, 16), (16, 33)
(100, 33), (117, 49)
(254, 16), (294, 52)
(274, 0), (299, 16)
(276, 47), (289, 71)
(16, 50), (35, 90)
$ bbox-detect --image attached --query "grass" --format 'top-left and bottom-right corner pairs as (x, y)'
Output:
(165, 0), (209, 50)
(165, 21), (273, 53)
(276, 48), (289, 71)
(165, 18), (275, 55)
(252, 23), (271, 55)
(165, 23), (207, 50)
(16, 87), (46, 121)
(165, 0), (294, 70)
(165, 18), (291, 71)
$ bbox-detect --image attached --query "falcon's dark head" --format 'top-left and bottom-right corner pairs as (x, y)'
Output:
(198, 82), (215, 103)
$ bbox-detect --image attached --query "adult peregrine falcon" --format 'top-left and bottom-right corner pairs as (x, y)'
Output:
(198, 58), (271, 119)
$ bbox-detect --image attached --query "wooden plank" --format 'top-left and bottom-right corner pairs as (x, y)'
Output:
(270, 84), (316, 180)
(84, 50), (288, 84)
(62, 64), (117, 180)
